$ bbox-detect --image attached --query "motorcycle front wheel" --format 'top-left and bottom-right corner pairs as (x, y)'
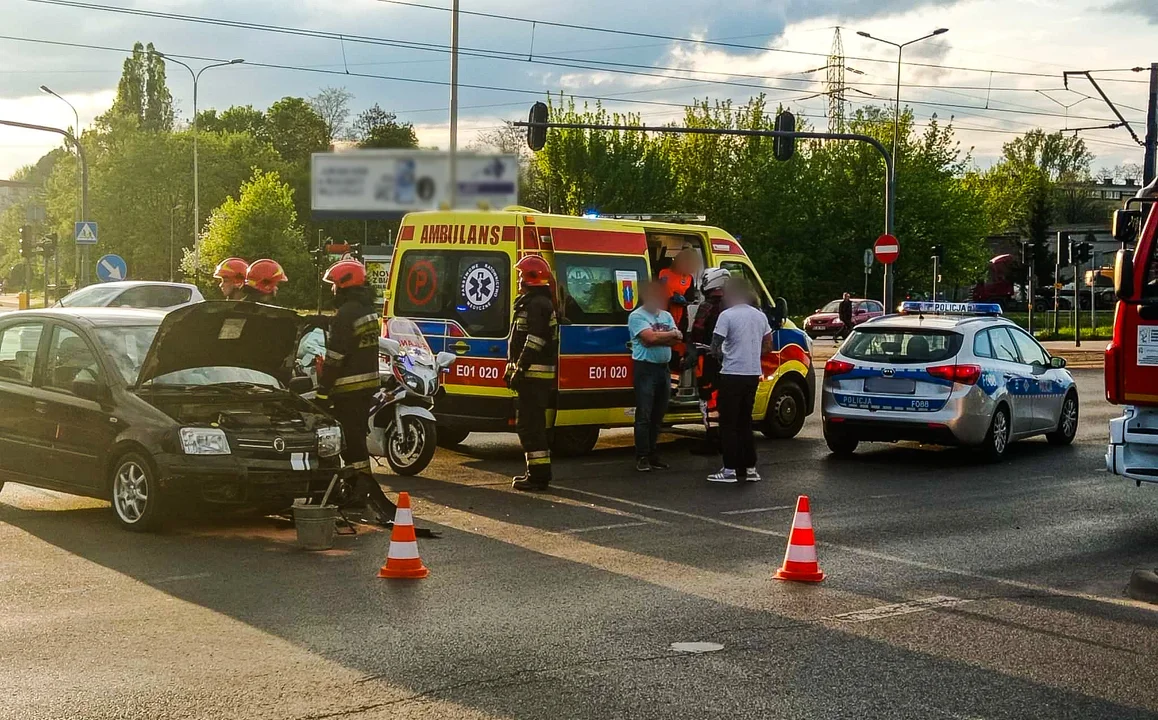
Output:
(384, 415), (437, 476)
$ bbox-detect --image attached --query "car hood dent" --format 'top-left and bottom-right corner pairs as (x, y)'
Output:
(135, 301), (300, 387)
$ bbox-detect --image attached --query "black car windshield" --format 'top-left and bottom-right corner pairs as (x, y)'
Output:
(95, 326), (280, 388)
(843, 328), (963, 364)
(61, 285), (124, 307)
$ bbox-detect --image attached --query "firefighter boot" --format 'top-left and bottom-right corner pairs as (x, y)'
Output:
(513, 456), (551, 492)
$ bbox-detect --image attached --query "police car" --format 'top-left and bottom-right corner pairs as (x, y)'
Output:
(821, 302), (1078, 460)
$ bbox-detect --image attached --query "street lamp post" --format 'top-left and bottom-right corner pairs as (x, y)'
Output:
(153, 53), (244, 277)
(169, 204), (181, 282)
(38, 85), (81, 282)
(857, 27), (947, 310)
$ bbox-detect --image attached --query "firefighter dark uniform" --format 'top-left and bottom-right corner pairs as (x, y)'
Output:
(317, 260), (395, 520)
(506, 256), (559, 492)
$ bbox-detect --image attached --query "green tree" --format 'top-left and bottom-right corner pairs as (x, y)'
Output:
(197, 168), (312, 306)
(353, 104), (419, 148)
(266, 97), (330, 164)
(1000, 129), (1093, 182)
(195, 105), (269, 143)
(105, 42), (173, 132)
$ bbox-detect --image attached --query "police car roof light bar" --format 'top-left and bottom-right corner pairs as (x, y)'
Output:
(899, 301), (1003, 316)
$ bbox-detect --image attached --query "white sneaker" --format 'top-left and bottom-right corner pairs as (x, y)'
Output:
(707, 468), (738, 483)
(745, 468), (761, 482)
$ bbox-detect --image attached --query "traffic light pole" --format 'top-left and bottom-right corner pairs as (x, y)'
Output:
(516, 118), (897, 308)
(1073, 258), (1080, 347)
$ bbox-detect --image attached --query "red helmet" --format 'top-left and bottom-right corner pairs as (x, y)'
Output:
(515, 255), (554, 288)
(323, 259), (366, 289)
(213, 257), (249, 284)
(245, 259), (288, 295)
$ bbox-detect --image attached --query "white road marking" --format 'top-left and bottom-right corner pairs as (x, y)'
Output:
(561, 521), (651, 534)
(556, 486), (1157, 612)
(720, 505), (794, 515)
(826, 595), (971, 623)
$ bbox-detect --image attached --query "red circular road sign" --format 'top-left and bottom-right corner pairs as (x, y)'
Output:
(873, 234), (900, 265)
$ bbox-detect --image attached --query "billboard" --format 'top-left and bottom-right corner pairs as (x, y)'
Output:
(311, 150), (518, 219)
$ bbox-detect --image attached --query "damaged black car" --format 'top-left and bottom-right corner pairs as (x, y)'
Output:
(0, 301), (343, 531)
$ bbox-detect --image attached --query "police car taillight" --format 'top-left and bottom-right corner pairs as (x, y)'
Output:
(824, 359), (855, 376)
(928, 364), (981, 385)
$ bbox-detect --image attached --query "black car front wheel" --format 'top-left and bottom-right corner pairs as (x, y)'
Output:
(111, 452), (165, 532)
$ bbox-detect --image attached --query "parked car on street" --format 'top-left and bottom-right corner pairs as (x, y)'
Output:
(57, 281), (203, 310)
(804, 298), (884, 339)
(0, 302), (343, 531)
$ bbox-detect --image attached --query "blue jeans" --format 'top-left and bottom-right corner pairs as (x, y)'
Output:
(633, 360), (670, 459)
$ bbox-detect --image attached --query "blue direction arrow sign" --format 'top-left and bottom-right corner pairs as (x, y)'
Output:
(74, 221), (98, 245)
(96, 254), (127, 283)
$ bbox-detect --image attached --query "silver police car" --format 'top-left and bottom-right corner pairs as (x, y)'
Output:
(821, 302), (1078, 460)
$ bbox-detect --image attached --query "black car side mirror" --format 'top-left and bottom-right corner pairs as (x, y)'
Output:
(288, 376), (315, 395)
(73, 378), (105, 403)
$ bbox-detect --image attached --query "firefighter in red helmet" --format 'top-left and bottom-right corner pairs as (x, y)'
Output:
(242, 259), (288, 301)
(505, 254), (559, 492)
(213, 257), (249, 300)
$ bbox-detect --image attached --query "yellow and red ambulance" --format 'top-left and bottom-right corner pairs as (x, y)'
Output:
(383, 207), (814, 455)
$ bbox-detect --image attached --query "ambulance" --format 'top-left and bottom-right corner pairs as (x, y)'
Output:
(382, 207), (815, 455)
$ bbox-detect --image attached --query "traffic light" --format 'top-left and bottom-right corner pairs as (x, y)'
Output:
(1056, 232), (1071, 266)
(18, 225), (31, 259)
(527, 102), (549, 152)
(931, 244), (944, 260)
(1072, 241), (1091, 265)
(773, 111), (796, 162)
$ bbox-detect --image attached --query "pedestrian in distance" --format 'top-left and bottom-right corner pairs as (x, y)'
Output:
(837, 292), (854, 343)
(505, 255), (560, 492)
(628, 279), (682, 472)
(214, 257), (249, 300)
(708, 278), (772, 484)
(242, 259), (288, 302)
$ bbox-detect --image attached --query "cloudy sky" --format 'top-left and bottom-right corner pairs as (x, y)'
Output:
(0, 0), (1154, 179)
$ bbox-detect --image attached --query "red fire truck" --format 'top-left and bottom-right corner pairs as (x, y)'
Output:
(1105, 179), (1158, 484)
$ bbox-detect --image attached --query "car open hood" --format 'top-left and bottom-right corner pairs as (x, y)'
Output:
(135, 301), (300, 387)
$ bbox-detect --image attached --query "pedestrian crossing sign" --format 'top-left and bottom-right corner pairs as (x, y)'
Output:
(615, 270), (637, 311)
(74, 221), (98, 245)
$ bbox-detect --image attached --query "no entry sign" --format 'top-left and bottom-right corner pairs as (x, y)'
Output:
(874, 234), (900, 265)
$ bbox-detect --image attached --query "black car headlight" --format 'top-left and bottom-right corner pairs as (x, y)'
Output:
(316, 426), (343, 458)
(179, 428), (231, 455)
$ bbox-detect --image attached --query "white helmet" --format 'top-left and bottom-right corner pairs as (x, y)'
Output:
(701, 267), (731, 292)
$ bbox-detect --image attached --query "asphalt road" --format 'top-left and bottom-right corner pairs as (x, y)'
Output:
(2, 368), (1157, 720)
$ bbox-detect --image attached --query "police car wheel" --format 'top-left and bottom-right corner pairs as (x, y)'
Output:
(762, 383), (807, 440)
(982, 406), (1011, 462)
(1046, 392), (1079, 446)
(823, 423), (858, 456)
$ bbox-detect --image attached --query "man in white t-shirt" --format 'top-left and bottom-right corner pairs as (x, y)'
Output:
(708, 279), (772, 483)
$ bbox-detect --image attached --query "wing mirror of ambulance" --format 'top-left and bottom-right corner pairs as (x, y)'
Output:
(1113, 247), (1135, 302)
(379, 337), (402, 357)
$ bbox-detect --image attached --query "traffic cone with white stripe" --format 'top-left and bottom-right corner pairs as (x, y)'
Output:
(774, 495), (825, 583)
(377, 492), (429, 579)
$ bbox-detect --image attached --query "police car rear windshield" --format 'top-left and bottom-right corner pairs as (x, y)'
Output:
(843, 328), (963, 364)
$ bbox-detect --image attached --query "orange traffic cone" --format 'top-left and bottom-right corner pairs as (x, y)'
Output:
(377, 492), (429, 579)
(773, 495), (825, 583)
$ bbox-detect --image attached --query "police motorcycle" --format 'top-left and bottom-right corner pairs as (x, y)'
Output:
(370, 317), (457, 475)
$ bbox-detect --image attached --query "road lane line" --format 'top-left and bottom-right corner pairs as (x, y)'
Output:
(555, 486), (1157, 612)
(826, 596), (972, 623)
(720, 506), (793, 515)
(561, 522), (651, 534)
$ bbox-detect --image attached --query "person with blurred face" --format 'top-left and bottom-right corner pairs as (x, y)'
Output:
(628, 279), (682, 472)
(213, 257), (249, 300)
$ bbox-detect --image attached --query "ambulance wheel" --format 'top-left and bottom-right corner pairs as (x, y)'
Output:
(762, 383), (807, 439)
(981, 405), (1011, 462)
(550, 426), (600, 457)
(437, 427), (470, 447)
(824, 424), (858, 456)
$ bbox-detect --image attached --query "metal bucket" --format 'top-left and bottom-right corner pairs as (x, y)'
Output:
(292, 502), (338, 550)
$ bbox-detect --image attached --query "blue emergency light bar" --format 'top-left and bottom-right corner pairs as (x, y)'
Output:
(899, 301), (1003, 316)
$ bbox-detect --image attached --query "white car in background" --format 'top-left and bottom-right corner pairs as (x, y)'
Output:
(57, 281), (203, 310)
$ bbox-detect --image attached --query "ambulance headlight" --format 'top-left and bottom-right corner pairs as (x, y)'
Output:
(316, 425), (343, 458)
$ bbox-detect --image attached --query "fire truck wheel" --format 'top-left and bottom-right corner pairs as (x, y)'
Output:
(550, 426), (601, 457)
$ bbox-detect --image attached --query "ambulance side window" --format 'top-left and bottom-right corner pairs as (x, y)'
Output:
(392, 250), (510, 337)
(556, 254), (649, 325)
(720, 261), (770, 305)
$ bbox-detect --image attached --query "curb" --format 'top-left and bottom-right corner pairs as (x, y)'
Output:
(1127, 569), (1158, 604)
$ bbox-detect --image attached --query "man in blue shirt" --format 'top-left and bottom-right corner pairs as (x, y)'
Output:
(628, 280), (682, 472)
